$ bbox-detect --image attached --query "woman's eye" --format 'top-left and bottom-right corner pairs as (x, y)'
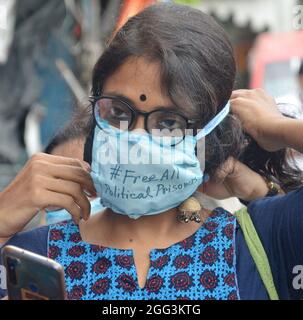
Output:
(159, 119), (179, 129)
(110, 107), (128, 118)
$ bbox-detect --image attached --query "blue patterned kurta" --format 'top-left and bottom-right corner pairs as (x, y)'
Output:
(47, 208), (239, 300)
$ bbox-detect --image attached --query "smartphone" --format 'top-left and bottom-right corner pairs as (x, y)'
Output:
(1, 245), (66, 300)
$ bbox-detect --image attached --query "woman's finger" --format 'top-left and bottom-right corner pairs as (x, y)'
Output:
(40, 176), (91, 220)
(39, 190), (83, 224)
(29, 153), (91, 171)
(34, 162), (96, 197)
(231, 89), (253, 99)
(213, 157), (236, 182)
(230, 96), (253, 111)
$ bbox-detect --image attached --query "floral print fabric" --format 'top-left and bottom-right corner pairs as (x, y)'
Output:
(48, 207), (239, 300)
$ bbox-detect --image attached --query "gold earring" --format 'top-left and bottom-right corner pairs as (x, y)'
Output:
(177, 196), (202, 223)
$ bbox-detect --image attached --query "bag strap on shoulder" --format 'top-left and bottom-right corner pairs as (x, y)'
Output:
(235, 207), (279, 300)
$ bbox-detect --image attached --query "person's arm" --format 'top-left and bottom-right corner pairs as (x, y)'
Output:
(269, 117), (303, 153)
(231, 88), (303, 153)
(247, 187), (303, 299)
(0, 153), (96, 238)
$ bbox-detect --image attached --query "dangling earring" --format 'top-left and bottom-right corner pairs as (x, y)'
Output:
(177, 196), (202, 223)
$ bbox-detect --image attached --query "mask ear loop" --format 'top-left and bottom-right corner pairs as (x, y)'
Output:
(177, 101), (230, 224)
(83, 118), (96, 165)
(194, 100), (231, 170)
(195, 101), (230, 140)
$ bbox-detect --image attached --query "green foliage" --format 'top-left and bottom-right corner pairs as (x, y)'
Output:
(173, 0), (201, 6)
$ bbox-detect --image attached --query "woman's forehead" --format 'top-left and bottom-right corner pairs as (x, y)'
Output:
(102, 57), (173, 110)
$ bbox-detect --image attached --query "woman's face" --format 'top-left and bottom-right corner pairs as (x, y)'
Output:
(102, 57), (177, 132)
(92, 56), (211, 216)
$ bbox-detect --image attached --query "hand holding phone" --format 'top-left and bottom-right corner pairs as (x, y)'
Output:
(1, 245), (66, 300)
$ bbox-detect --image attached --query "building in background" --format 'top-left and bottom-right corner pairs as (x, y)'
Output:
(196, 0), (301, 88)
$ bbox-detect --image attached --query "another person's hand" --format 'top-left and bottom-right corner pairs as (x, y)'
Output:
(231, 88), (285, 152)
(0, 153), (96, 238)
(200, 157), (269, 201)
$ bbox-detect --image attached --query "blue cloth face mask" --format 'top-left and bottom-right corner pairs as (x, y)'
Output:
(91, 102), (230, 219)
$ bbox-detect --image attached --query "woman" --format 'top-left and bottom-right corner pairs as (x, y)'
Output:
(1, 3), (303, 300)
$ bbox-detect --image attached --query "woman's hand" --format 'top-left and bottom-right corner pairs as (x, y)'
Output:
(231, 88), (286, 152)
(200, 157), (269, 201)
(0, 153), (97, 238)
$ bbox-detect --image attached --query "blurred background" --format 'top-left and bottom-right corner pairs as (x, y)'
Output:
(0, 0), (303, 190)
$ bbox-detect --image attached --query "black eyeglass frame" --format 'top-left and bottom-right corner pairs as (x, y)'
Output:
(90, 95), (201, 136)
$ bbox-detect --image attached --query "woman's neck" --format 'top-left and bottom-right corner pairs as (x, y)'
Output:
(79, 206), (212, 250)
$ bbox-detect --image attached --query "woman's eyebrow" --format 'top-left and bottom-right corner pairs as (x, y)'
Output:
(103, 90), (178, 111)
(103, 91), (136, 106)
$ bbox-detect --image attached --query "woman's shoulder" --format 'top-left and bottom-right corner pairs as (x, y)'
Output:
(0, 225), (50, 257)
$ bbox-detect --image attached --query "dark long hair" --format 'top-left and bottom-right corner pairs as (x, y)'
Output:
(89, 3), (302, 191)
(239, 133), (303, 192)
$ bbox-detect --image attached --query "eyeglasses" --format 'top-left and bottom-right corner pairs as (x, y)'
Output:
(91, 95), (200, 144)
